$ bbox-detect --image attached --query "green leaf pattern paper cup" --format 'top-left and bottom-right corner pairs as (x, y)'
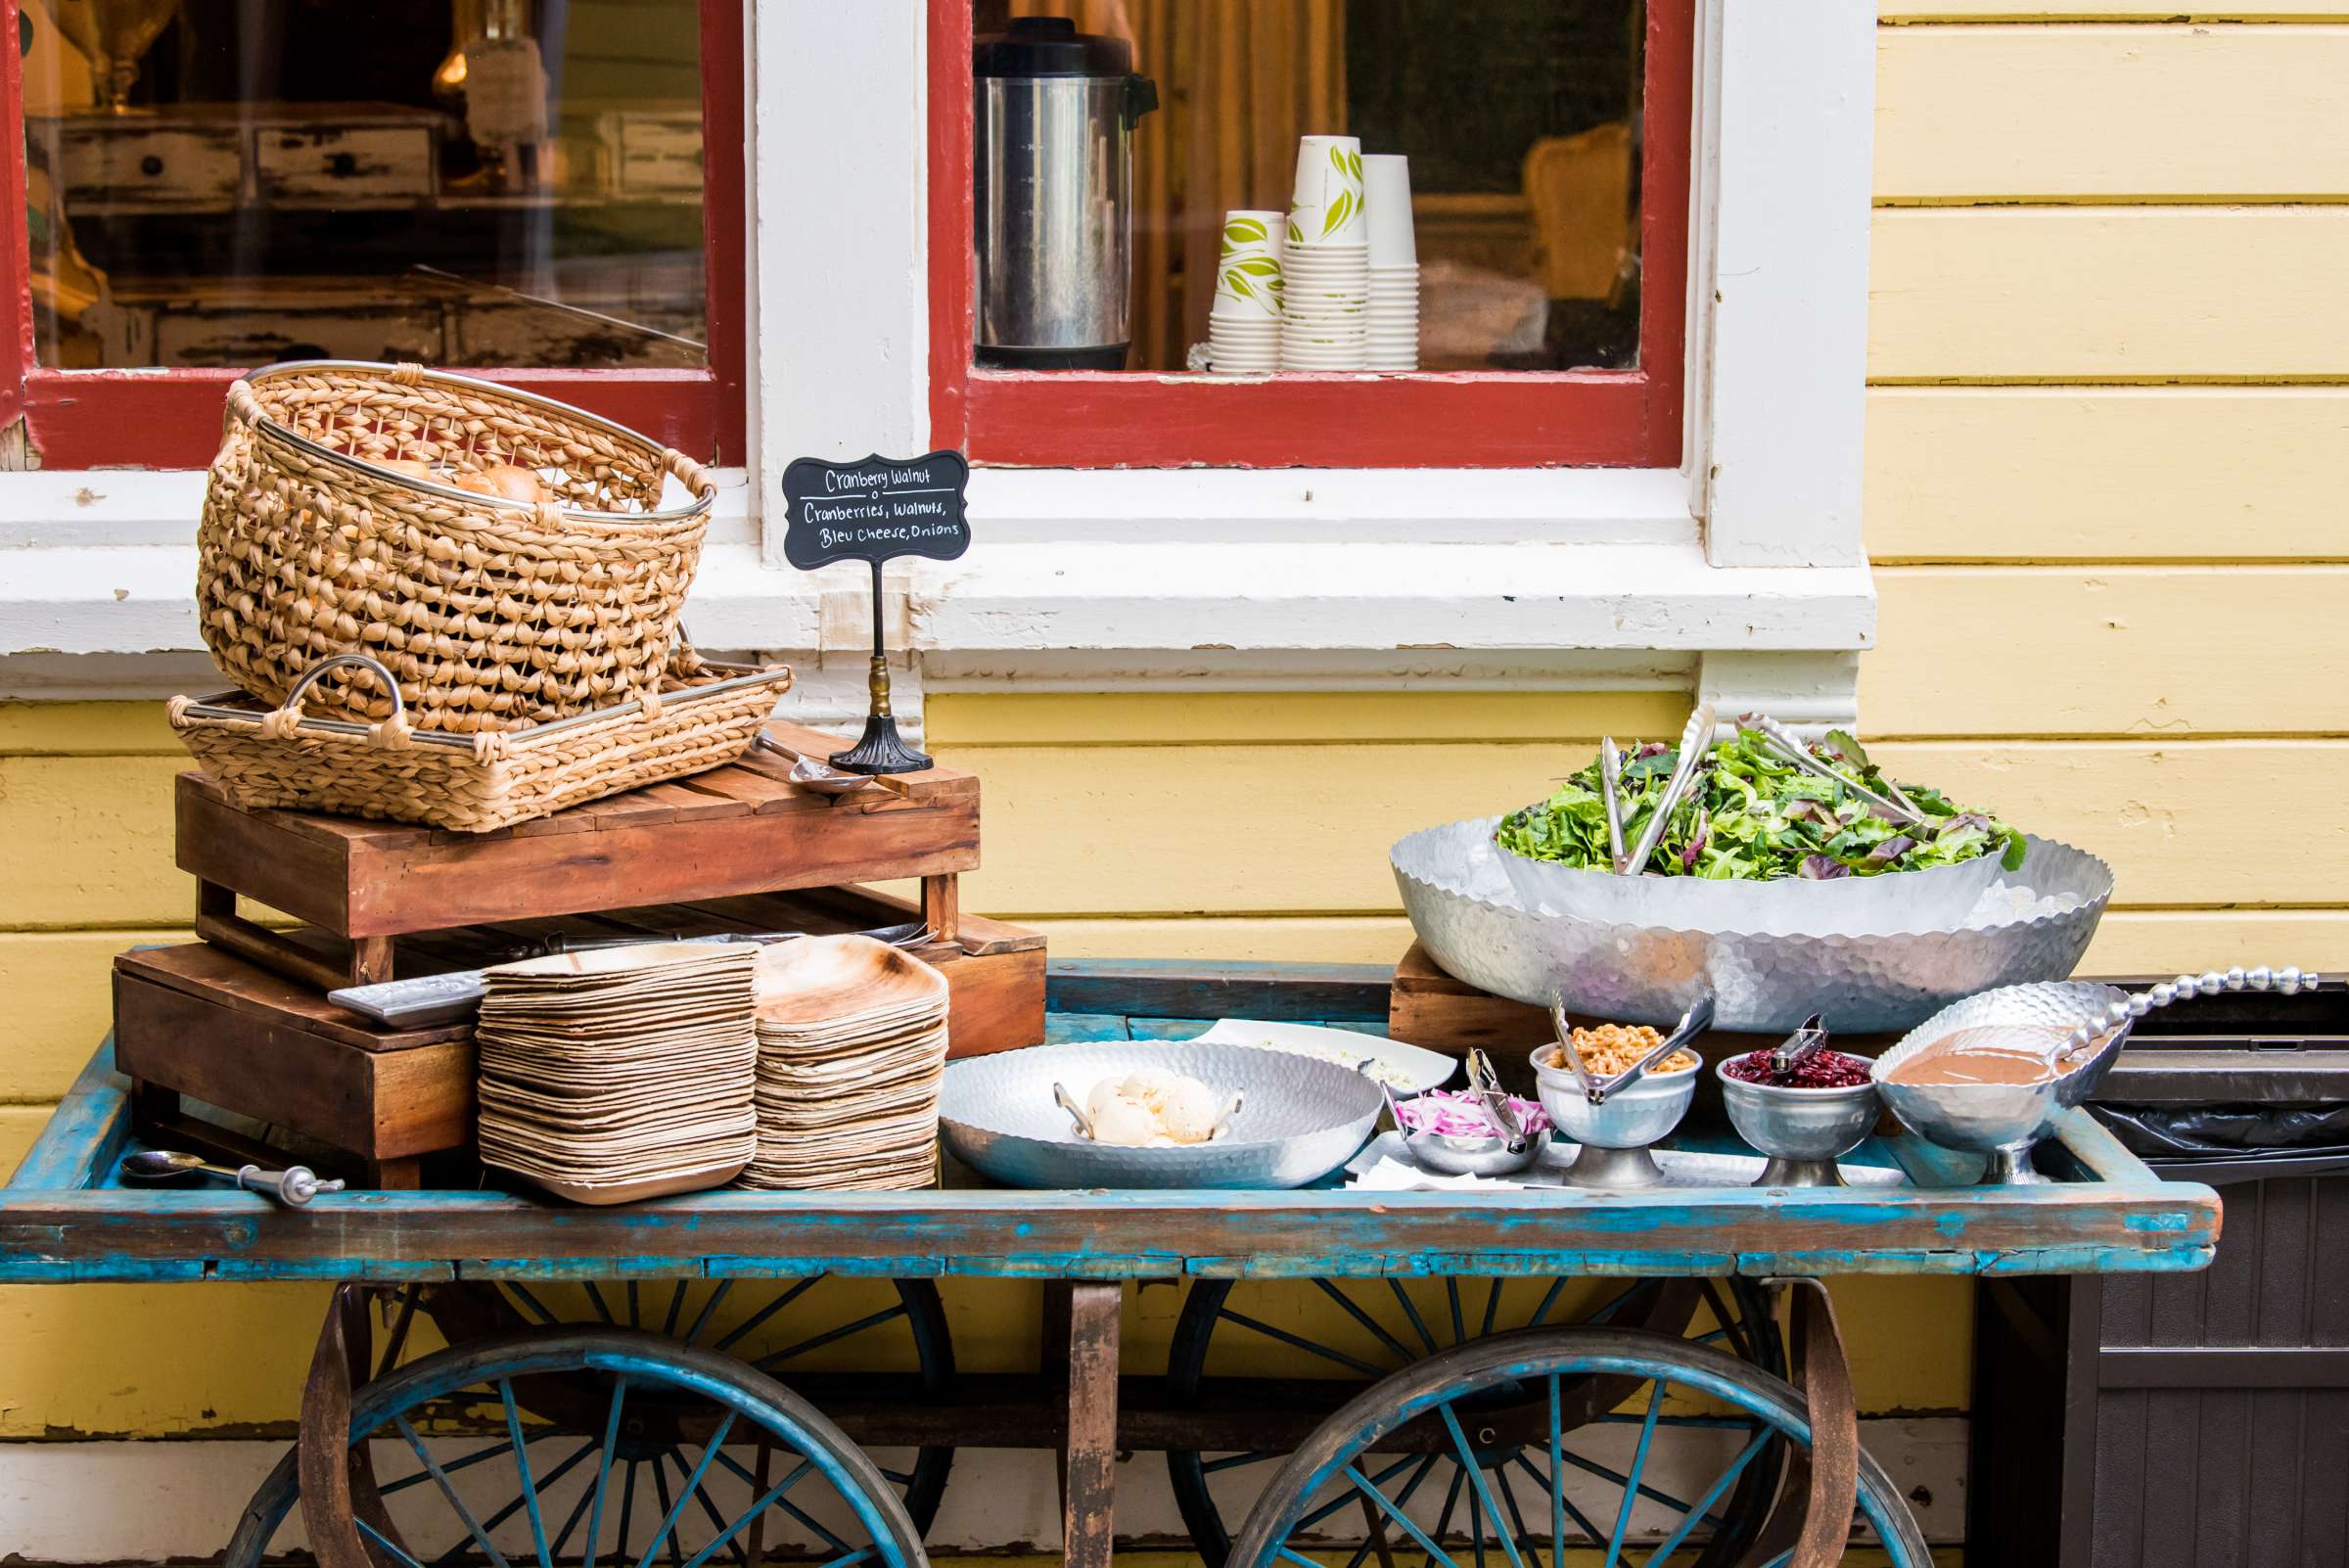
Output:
(1212, 208), (1288, 322)
(1287, 136), (1367, 249)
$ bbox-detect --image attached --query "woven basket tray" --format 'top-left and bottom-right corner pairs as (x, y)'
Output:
(199, 360), (715, 735)
(168, 651), (794, 833)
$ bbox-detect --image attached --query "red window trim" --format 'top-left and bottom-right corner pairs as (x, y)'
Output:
(0, 0), (747, 471)
(927, 0), (1692, 470)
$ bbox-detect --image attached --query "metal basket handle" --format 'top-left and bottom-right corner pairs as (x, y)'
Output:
(265, 654), (413, 748)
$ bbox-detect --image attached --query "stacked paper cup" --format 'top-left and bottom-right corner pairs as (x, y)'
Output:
(1363, 154), (1420, 371)
(1281, 135), (1369, 370)
(1208, 209), (1286, 373)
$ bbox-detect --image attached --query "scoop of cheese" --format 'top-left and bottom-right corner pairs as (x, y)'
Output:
(1082, 1068), (1224, 1147)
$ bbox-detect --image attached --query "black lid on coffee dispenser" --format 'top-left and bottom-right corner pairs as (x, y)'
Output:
(974, 16), (1133, 78)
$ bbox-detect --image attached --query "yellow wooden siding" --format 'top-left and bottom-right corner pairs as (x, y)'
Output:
(1864, 569), (2349, 735)
(1879, 25), (2349, 201)
(1870, 208), (2349, 381)
(0, 931), (183, 1102)
(1865, 388), (2349, 562)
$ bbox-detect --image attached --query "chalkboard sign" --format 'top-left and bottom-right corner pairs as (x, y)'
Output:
(780, 451), (972, 573)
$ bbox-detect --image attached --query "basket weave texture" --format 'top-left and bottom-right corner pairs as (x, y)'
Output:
(198, 362), (713, 735)
(167, 652), (794, 834)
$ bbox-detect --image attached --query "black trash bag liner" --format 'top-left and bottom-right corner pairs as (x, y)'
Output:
(2094, 1101), (2349, 1161)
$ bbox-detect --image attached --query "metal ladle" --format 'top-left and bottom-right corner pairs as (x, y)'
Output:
(2044, 965), (2320, 1071)
(119, 1149), (344, 1208)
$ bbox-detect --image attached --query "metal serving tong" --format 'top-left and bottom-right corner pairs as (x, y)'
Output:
(1771, 1013), (1829, 1078)
(1547, 992), (1717, 1106)
(1597, 737), (1630, 873)
(1620, 704), (1716, 875)
(1746, 715), (1925, 828)
(1464, 1048), (1532, 1155)
(2045, 965), (2322, 1068)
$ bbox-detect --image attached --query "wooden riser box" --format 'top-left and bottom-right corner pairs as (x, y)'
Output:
(114, 886), (1045, 1188)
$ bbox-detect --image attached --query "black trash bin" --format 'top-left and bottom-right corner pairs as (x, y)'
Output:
(1966, 976), (2349, 1568)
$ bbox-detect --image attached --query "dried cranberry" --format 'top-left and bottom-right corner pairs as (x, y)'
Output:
(1724, 1047), (1871, 1088)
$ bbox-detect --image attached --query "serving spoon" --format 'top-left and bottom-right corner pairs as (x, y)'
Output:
(119, 1149), (343, 1208)
(2041, 965), (2320, 1071)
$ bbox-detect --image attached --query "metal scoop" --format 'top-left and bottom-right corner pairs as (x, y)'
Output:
(119, 1149), (343, 1208)
(1052, 1084), (1098, 1140)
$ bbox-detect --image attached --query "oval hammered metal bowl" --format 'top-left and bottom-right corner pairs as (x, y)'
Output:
(1394, 817), (2113, 1035)
(938, 1041), (1385, 1190)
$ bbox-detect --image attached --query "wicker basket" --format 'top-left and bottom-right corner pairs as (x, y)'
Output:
(168, 651), (794, 833)
(199, 360), (714, 735)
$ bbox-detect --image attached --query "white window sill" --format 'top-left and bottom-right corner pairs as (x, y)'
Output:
(0, 463), (1872, 701)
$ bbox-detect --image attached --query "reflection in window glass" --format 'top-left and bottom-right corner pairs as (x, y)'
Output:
(975, 0), (1643, 376)
(19, 0), (706, 371)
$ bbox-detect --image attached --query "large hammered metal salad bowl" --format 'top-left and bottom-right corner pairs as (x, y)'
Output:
(1495, 725), (2024, 937)
(1393, 820), (2113, 1034)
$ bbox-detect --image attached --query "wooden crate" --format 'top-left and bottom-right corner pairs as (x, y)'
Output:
(127, 724), (1038, 1185)
(115, 885), (1046, 1188)
(177, 721), (983, 984)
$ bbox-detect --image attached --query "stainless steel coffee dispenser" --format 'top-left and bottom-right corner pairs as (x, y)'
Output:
(973, 17), (1158, 370)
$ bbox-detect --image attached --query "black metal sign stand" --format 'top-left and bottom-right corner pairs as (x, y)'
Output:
(779, 450), (973, 776)
(830, 557), (930, 774)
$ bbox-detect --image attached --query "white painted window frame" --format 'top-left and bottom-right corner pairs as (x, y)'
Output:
(0, 0), (1875, 723)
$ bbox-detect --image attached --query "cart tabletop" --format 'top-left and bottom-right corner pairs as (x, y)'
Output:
(1, 960), (2219, 1285)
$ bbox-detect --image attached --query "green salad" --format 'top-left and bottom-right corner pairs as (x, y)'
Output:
(1496, 726), (2026, 882)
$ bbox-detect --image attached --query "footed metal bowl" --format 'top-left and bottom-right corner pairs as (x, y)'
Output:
(1715, 1061), (1880, 1187)
(939, 1040), (1383, 1190)
(1872, 981), (2132, 1184)
(1530, 1042), (1700, 1188)
(1394, 818), (2112, 1034)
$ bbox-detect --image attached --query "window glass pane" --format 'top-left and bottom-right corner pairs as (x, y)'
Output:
(972, 0), (1644, 376)
(20, 0), (706, 371)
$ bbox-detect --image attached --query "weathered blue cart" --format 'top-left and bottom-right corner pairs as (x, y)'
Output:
(1, 962), (2220, 1568)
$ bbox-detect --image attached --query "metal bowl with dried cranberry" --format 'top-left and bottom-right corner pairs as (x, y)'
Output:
(1717, 1041), (1881, 1188)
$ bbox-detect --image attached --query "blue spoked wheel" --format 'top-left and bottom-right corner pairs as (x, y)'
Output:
(425, 1277), (955, 1532)
(1167, 1277), (1785, 1568)
(223, 1328), (928, 1568)
(1225, 1327), (1929, 1568)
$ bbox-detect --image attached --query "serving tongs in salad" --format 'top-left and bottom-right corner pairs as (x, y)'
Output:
(1597, 737), (1630, 873)
(1548, 992), (1718, 1106)
(1745, 715), (1926, 829)
(1619, 704), (1716, 875)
